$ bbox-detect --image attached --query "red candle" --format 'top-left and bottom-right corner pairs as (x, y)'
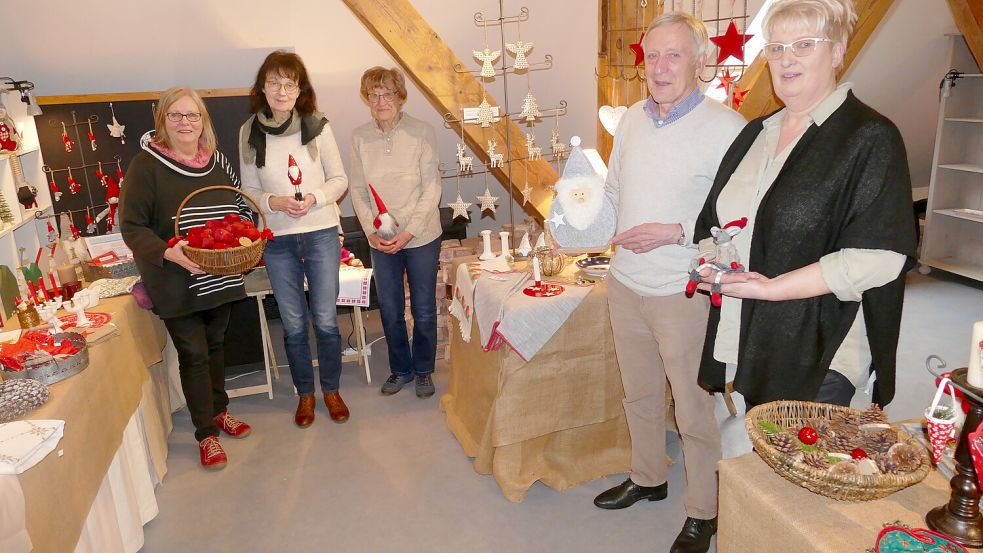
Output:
(34, 248), (42, 266)
(38, 278), (51, 302)
(49, 272), (58, 293)
(26, 281), (38, 303)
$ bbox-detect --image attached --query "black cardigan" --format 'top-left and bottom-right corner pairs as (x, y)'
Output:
(694, 92), (916, 406)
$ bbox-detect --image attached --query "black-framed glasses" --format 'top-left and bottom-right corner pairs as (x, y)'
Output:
(763, 38), (832, 60)
(166, 112), (202, 123)
(367, 91), (397, 104)
(264, 81), (300, 95)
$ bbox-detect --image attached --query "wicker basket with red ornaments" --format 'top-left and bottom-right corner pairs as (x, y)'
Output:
(172, 186), (272, 276)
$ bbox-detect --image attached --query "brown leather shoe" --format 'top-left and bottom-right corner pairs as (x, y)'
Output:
(295, 395), (316, 428)
(323, 391), (350, 423)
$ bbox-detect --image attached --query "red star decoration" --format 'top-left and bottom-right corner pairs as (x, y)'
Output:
(716, 68), (738, 91)
(710, 20), (753, 64)
(628, 33), (645, 66)
(732, 84), (749, 110)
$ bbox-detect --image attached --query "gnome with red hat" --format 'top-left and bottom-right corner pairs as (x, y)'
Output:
(287, 154), (303, 201)
(368, 183), (399, 241)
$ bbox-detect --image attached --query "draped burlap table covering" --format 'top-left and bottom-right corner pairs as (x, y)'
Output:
(440, 255), (633, 501)
(718, 452), (951, 552)
(4, 294), (166, 553)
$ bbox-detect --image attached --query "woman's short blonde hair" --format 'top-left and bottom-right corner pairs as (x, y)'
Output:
(763, 0), (857, 48)
(359, 67), (408, 103)
(152, 86), (218, 155)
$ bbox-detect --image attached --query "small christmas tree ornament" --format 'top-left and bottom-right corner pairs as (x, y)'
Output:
(476, 96), (495, 128)
(473, 47), (501, 78)
(520, 91), (541, 122)
(61, 122), (74, 153)
(0, 191), (14, 226)
(368, 184), (399, 240)
(67, 166), (80, 195)
(107, 102), (126, 144)
(506, 41), (533, 70)
(287, 154), (303, 200)
(87, 120), (97, 151)
(46, 168), (62, 202)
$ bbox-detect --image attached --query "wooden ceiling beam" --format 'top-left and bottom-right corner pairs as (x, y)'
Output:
(947, 0), (983, 69)
(342, 0), (557, 222)
(738, 0), (896, 119)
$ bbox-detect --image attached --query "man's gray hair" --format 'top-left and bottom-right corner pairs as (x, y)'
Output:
(645, 11), (709, 60)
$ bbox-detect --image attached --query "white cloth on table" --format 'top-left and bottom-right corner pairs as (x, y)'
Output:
(449, 257), (511, 342)
(0, 420), (65, 475)
(474, 271), (530, 350)
(494, 281), (595, 361)
(0, 476), (31, 553)
(336, 266), (373, 307)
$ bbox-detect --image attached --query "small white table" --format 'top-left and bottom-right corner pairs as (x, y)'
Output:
(237, 266), (374, 399)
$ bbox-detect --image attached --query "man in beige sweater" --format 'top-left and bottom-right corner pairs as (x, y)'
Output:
(594, 13), (746, 553)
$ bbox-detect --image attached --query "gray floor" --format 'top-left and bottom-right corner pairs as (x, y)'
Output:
(141, 269), (983, 553)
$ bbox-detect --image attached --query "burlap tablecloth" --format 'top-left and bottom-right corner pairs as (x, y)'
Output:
(4, 294), (166, 553)
(440, 256), (631, 502)
(718, 452), (952, 552)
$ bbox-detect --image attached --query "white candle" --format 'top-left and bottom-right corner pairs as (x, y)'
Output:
(499, 231), (510, 257)
(532, 255), (542, 284)
(969, 321), (983, 388)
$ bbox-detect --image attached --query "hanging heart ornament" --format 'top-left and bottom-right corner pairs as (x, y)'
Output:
(598, 105), (628, 137)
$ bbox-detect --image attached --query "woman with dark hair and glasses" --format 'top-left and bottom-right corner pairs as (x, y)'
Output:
(239, 50), (350, 428)
(121, 86), (253, 471)
(694, 0), (916, 411)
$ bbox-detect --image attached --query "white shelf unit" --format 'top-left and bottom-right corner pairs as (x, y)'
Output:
(921, 35), (983, 282)
(0, 88), (54, 322)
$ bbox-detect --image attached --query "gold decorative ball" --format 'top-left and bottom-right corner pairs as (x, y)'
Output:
(534, 246), (565, 276)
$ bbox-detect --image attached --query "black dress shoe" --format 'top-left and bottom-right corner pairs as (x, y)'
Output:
(669, 516), (718, 553)
(593, 477), (667, 509)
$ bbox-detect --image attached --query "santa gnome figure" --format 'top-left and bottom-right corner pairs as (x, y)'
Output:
(368, 184), (399, 241)
(96, 175), (121, 232)
(287, 154), (303, 200)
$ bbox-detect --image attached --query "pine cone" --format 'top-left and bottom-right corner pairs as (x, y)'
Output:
(888, 443), (924, 473)
(859, 403), (888, 424)
(809, 418), (833, 439)
(802, 450), (830, 470)
(823, 432), (855, 453)
(832, 410), (857, 427)
(874, 453), (901, 475)
(770, 432), (800, 456)
(863, 430), (898, 454)
(829, 460), (860, 475)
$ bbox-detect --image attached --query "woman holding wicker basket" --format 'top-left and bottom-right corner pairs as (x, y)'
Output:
(239, 51), (350, 428)
(121, 86), (254, 471)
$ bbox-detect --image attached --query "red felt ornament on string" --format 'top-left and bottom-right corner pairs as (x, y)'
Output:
(46, 168), (62, 202)
(85, 207), (97, 234)
(69, 222), (80, 239)
(95, 163), (108, 187)
(628, 33), (646, 66)
(115, 160), (124, 187)
(66, 167), (80, 195)
(87, 120), (97, 151)
(710, 20), (753, 64)
(61, 122), (74, 153)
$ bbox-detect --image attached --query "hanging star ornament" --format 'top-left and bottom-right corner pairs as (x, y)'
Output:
(628, 33), (645, 66)
(520, 181), (533, 206)
(473, 48), (501, 78)
(448, 193), (472, 220)
(731, 84), (749, 110)
(506, 41), (534, 70)
(520, 91), (541, 122)
(716, 68), (739, 91)
(476, 186), (498, 213)
(477, 96), (494, 127)
(710, 20), (753, 64)
(546, 211), (565, 229)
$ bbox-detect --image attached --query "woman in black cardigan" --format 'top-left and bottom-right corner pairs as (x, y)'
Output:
(693, 0), (916, 409)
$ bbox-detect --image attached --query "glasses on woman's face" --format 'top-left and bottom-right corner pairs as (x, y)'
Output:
(264, 80), (300, 95)
(763, 38), (832, 60)
(367, 91), (397, 104)
(166, 112), (202, 123)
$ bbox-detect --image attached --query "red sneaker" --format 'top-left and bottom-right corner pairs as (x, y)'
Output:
(213, 411), (252, 438)
(198, 436), (228, 470)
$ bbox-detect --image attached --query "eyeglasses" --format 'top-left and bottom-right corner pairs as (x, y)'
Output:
(166, 112), (202, 123)
(264, 81), (300, 95)
(763, 38), (832, 60)
(367, 91), (397, 104)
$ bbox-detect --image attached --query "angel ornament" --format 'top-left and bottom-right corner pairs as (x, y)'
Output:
(473, 48), (501, 78)
(486, 139), (504, 168)
(506, 41), (533, 70)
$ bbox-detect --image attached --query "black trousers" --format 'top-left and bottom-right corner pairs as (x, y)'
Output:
(746, 369), (856, 411)
(163, 303), (233, 441)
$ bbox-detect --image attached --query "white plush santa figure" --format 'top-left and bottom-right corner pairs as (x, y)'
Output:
(549, 136), (616, 249)
(368, 184), (399, 240)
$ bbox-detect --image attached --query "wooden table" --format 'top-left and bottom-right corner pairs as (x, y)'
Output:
(718, 452), (951, 552)
(439, 256), (632, 502)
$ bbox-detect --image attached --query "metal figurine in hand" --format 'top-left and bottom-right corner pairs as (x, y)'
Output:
(287, 153), (303, 201)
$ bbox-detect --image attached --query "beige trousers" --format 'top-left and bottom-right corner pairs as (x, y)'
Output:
(607, 275), (720, 519)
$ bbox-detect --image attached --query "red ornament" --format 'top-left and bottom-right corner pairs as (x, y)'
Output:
(716, 68), (738, 91)
(628, 34), (645, 66)
(732, 84), (749, 110)
(851, 448), (868, 460)
(710, 20), (753, 64)
(797, 427), (818, 445)
(62, 131), (74, 153)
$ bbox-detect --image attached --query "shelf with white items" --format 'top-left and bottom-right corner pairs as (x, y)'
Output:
(921, 35), (983, 283)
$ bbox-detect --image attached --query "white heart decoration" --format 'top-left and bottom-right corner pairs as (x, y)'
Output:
(598, 105), (628, 136)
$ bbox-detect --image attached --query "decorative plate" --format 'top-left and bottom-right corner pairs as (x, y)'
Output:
(874, 525), (966, 552)
(576, 256), (610, 277)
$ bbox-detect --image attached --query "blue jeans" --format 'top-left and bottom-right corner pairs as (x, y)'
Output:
(263, 227), (342, 395)
(370, 236), (441, 377)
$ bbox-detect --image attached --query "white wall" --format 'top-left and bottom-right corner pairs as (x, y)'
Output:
(1, 0), (598, 235)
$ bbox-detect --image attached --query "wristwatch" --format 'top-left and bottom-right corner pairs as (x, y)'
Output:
(676, 224), (687, 246)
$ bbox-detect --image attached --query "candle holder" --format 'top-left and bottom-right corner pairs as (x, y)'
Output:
(926, 366), (983, 548)
(523, 281), (564, 297)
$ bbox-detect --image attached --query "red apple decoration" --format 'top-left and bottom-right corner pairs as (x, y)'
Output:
(797, 427), (818, 445)
(180, 216), (269, 251)
(851, 448), (868, 460)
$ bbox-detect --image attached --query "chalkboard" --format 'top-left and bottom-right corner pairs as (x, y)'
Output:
(36, 89), (252, 237)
